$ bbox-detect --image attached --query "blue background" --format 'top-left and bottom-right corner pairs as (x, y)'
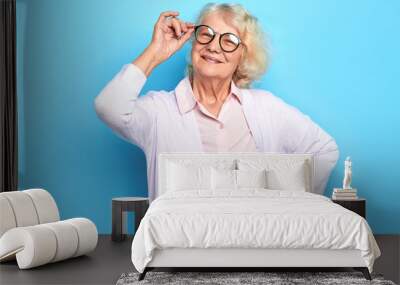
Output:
(16, 0), (400, 234)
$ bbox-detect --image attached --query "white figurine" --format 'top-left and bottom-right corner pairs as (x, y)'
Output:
(342, 156), (352, 189)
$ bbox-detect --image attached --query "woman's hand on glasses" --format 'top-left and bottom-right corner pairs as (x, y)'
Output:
(150, 11), (194, 63)
(132, 11), (194, 77)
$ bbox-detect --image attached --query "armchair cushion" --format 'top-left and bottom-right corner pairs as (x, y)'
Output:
(0, 189), (98, 269)
(0, 189), (59, 237)
(0, 218), (98, 269)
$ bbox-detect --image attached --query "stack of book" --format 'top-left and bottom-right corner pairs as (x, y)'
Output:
(332, 188), (358, 200)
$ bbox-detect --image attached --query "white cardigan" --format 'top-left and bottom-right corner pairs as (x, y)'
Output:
(94, 63), (339, 202)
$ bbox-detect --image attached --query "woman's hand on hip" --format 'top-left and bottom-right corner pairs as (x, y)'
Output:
(149, 11), (195, 64)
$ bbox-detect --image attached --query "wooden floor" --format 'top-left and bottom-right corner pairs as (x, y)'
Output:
(0, 235), (398, 285)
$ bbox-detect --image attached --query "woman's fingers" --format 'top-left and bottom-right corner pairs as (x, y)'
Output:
(154, 11), (195, 50)
(170, 18), (182, 38)
(170, 19), (195, 39)
(179, 23), (195, 41)
(156, 11), (179, 24)
(180, 21), (194, 32)
(149, 11), (195, 63)
(156, 11), (196, 40)
(185, 22), (195, 29)
(181, 21), (188, 33)
(177, 27), (194, 47)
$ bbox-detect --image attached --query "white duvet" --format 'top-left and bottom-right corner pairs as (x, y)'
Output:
(131, 189), (380, 273)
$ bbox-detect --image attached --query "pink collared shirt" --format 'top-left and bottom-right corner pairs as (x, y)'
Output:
(175, 79), (258, 152)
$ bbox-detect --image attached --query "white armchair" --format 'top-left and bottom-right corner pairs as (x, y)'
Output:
(0, 188), (98, 269)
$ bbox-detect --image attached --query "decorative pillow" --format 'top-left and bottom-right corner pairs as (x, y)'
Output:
(236, 169), (268, 189)
(167, 162), (212, 191)
(211, 168), (237, 190)
(237, 159), (309, 192)
(266, 165), (307, 191)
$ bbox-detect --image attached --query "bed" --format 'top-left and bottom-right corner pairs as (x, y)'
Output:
(131, 152), (381, 281)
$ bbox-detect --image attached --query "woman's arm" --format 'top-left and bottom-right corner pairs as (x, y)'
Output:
(94, 62), (157, 150)
(282, 103), (340, 195)
(133, 46), (162, 77)
(94, 11), (194, 150)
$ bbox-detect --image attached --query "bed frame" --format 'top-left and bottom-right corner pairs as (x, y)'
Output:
(138, 152), (372, 281)
(140, 248), (371, 280)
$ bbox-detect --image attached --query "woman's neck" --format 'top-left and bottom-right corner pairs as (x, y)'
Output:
(191, 74), (232, 105)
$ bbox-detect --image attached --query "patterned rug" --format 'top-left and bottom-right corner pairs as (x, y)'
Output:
(116, 271), (396, 285)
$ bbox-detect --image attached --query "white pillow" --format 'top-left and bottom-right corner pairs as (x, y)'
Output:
(167, 162), (212, 191)
(237, 159), (309, 192)
(266, 166), (306, 191)
(236, 169), (268, 189)
(211, 168), (268, 190)
(211, 168), (236, 190)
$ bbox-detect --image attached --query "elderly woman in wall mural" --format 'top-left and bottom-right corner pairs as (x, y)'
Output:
(94, 3), (339, 202)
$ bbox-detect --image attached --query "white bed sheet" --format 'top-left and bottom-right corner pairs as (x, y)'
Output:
(131, 189), (380, 273)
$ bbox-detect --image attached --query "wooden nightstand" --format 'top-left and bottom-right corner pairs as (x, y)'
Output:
(112, 197), (149, 242)
(332, 198), (366, 218)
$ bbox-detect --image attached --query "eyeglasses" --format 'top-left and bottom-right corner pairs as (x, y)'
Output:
(194, 24), (242, 53)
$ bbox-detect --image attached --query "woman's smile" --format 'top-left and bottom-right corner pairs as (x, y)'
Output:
(201, 54), (223, 64)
